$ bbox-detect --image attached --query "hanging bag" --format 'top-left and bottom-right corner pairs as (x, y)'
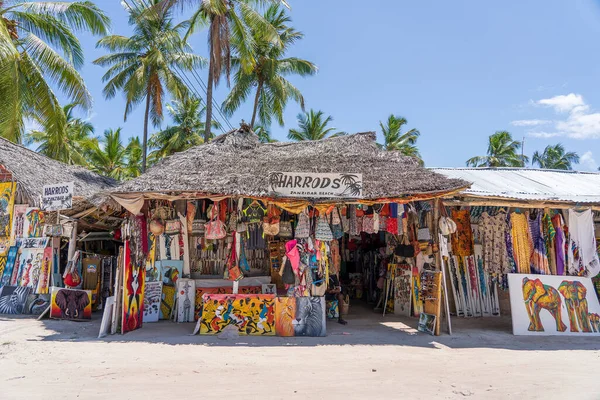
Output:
(263, 204), (281, 236)
(278, 211), (293, 238)
(315, 215), (334, 241)
(192, 200), (207, 236)
(165, 208), (182, 235)
(330, 208), (344, 240)
(295, 209), (310, 239)
(205, 202), (226, 240)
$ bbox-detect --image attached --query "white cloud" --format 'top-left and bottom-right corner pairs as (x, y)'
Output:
(537, 93), (587, 113)
(520, 93), (600, 140)
(511, 119), (551, 127)
(580, 151), (598, 171)
(527, 131), (561, 138)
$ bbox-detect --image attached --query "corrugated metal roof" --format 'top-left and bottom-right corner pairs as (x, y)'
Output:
(430, 168), (600, 204)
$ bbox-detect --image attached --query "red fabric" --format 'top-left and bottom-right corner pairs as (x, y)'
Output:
(380, 203), (391, 217)
(386, 217), (398, 234)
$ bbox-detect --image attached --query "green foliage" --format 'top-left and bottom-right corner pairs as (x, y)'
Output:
(87, 128), (140, 180)
(379, 114), (422, 164)
(532, 144), (579, 170)
(466, 131), (528, 167)
(287, 109), (345, 141)
(0, 1), (110, 143)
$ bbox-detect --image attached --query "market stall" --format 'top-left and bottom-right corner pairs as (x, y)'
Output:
(0, 137), (119, 317)
(433, 167), (600, 336)
(98, 124), (468, 337)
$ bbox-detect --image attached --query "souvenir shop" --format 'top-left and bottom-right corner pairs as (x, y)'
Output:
(434, 168), (600, 336)
(99, 126), (468, 337)
(0, 137), (120, 319)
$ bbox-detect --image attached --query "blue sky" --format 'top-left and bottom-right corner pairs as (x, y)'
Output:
(70, 0), (600, 170)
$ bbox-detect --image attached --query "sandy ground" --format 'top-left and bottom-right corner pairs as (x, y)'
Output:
(1, 306), (599, 400)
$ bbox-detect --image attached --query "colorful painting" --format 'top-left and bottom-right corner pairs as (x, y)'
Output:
(23, 208), (45, 238)
(508, 273), (600, 336)
(274, 297), (326, 337)
(394, 265), (412, 317)
(10, 205), (27, 244)
(418, 313), (437, 335)
(19, 237), (49, 249)
(18, 248), (45, 293)
(122, 243), (145, 334)
(326, 300), (339, 319)
(177, 278), (195, 322)
(0, 182), (15, 238)
(0, 285), (30, 314)
(143, 281), (162, 323)
(23, 293), (50, 315)
(49, 287), (92, 320)
(158, 260), (182, 320)
(412, 267), (423, 317)
(194, 285), (262, 321)
(36, 247), (52, 294)
(0, 246), (18, 288)
(199, 294), (275, 335)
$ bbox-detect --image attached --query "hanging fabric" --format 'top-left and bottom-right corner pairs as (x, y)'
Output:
(567, 209), (600, 277)
(510, 212), (532, 274)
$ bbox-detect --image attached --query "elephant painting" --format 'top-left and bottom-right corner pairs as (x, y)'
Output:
(589, 313), (600, 333)
(558, 281), (592, 333)
(522, 277), (567, 332)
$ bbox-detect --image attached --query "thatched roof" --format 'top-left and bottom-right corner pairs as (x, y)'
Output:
(109, 126), (467, 203)
(0, 137), (117, 209)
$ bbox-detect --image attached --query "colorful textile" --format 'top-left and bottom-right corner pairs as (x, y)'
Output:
(478, 212), (509, 274)
(510, 212), (532, 274)
(451, 210), (474, 257)
(529, 212), (550, 275)
(552, 213), (567, 275)
(567, 209), (600, 277)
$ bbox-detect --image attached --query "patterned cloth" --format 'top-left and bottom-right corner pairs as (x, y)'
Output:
(451, 210), (474, 257)
(529, 212), (550, 274)
(552, 213), (566, 275)
(477, 212), (509, 274)
(510, 212), (532, 274)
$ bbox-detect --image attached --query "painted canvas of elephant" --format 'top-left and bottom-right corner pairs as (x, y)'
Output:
(558, 281), (592, 333)
(589, 313), (600, 333)
(50, 287), (92, 320)
(522, 277), (567, 332)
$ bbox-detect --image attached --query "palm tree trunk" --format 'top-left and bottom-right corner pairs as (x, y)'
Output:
(142, 90), (151, 173)
(250, 80), (263, 129)
(204, 61), (215, 143)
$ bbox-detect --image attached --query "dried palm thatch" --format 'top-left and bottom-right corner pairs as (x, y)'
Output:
(110, 125), (467, 202)
(0, 137), (117, 212)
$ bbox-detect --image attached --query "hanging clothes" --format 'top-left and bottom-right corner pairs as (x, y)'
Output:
(567, 209), (600, 277)
(529, 211), (550, 275)
(451, 209), (474, 257)
(552, 213), (567, 275)
(543, 212), (557, 275)
(510, 212), (532, 274)
(478, 211), (509, 274)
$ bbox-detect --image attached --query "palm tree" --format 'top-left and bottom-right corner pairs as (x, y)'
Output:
(287, 109), (344, 141)
(532, 144), (579, 170)
(124, 136), (143, 178)
(466, 131), (528, 167)
(222, 4), (317, 128)
(0, 1), (110, 143)
(87, 128), (128, 180)
(379, 114), (422, 162)
(253, 124), (277, 143)
(26, 103), (95, 166)
(148, 95), (220, 163)
(169, 0), (288, 142)
(93, 0), (204, 172)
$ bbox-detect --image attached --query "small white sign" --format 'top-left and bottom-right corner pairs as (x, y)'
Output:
(268, 172), (363, 198)
(42, 182), (74, 211)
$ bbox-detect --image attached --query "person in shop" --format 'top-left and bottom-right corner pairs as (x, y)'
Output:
(326, 274), (348, 325)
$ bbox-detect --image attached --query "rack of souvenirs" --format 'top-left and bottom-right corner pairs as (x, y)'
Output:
(439, 206), (600, 319)
(100, 198), (450, 337)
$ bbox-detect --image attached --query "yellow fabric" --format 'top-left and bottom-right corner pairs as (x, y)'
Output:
(0, 182), (16, 237)
(511, 213), (532, 274)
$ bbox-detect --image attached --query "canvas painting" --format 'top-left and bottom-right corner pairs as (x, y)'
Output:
(0, 285), (30, 314)
(326, 299), (339, 319)
(262, 283), (277, 295)
(508, 273), (600, 336)
(158, 260), (182, 320)
(418, 313), (437, 335)
(19, 237), (49, 249)
(274, 297), (327, 337)
(0, 246), (17, 288)
(161, 285), (176, 320)
(199, 294), (276, 335)
(99, 296), (115, 338)
(412, 266), (423, 317)
(23, 208), (45, 238)
(23, 293), (50, 315)
(143, 281), (162, 323)
(36, 247), (52, 295)
(18, 248), (45, 293)
(177, 278), (195, 322)
(122, 244), (146, 334)
(10, 205), (27, 244)
(394, 265), (412, 317)
(194, 285), (261, 321)
(0, 182), (15, 238)
(50, 287), (92, 320)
